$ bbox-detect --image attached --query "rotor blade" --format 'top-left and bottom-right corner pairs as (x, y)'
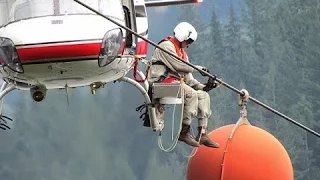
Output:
(72, 0), (320, 138)
(145, 0), (202, 7)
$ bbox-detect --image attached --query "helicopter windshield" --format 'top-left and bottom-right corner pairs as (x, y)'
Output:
(3, 0), (124, 23)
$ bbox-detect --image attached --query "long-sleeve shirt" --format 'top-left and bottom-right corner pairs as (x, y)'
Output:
(147, 40), (205, 90)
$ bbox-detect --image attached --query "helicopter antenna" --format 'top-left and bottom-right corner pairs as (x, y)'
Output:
(53, 0), (60, 15)
(65, 83), (69, 106)
(73, 0), (320, 138)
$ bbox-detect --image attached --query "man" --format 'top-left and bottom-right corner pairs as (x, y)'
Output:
(147, 22), (220, 148)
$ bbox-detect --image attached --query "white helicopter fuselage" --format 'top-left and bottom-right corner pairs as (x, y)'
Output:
(0, 15), (132, 89)
(0, 0), (149, 90)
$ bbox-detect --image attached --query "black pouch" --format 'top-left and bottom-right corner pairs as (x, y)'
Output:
(136, 87), (153, 127)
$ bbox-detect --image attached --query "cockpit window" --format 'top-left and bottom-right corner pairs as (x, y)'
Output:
(135, 5), (146, 17)
(10, 0), (54, 21)
(5, 0), (124, 23)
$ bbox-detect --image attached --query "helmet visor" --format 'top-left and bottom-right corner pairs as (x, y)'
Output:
(186, 38), (194, 45)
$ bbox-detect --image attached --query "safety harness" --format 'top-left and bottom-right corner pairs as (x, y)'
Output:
(152, 36), (187, 83)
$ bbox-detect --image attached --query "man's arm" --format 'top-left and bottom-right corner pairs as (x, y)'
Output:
(185, 73), (218, 92)
(185, 73), (205, 90)
(155, 41), (194, 73)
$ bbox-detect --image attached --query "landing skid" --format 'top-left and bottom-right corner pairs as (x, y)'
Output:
(118, 70), (162, 132)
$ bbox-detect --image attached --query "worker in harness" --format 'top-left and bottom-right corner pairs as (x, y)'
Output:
(147, 22), (220, 148)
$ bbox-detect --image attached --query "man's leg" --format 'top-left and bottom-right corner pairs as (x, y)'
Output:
(196, 90), (220, 148)
(178, 83), (200, 147)
(196, 90), (211, 127)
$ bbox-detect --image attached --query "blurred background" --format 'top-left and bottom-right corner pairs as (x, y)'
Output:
(0, 0), (319, 179)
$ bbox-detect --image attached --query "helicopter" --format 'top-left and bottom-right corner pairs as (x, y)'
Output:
(0, 0), (202, 130)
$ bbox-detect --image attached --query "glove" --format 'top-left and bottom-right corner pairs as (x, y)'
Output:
(203, 77), (218, 92)
(194, 65), (210, 76)
(199, 67), (210, 77)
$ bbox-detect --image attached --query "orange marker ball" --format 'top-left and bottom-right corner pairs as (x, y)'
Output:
(186, 124), (293, 180)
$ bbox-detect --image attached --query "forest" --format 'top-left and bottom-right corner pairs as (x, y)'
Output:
(0, 0), (319, 179)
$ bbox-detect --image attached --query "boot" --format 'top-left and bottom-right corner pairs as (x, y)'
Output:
(178, 124), (200, 147)
(196, 127), (220, 148)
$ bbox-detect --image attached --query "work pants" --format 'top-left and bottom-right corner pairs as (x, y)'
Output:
(182, 83), (212, 128)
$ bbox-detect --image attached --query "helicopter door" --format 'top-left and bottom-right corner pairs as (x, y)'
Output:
(133, 2), (148, 57)
(121, 0), (137, 52)
(123, 6), (133, 48)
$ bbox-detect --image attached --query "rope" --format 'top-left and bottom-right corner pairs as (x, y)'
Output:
(221, 89), (251, 178)
(157, 84), (184, 152)
(133, 57), (149, 83)
(219, 132), (232, 180)
(179, 127), (200, 158)
(156, 83), (201, 158)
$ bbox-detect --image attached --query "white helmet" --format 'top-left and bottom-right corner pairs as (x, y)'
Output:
(173, 22), (198, 43)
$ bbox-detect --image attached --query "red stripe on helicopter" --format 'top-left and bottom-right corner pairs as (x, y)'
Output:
(136, 40), (148, 56)
(16, 40), (147, 62)
(17, 42), (102, 62)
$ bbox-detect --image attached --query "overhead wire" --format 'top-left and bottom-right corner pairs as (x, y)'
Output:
(73, 0), (320, 139)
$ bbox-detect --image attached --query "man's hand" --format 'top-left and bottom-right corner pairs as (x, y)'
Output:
(194, 65), (210, 76)
(203, 77), (218, 92)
